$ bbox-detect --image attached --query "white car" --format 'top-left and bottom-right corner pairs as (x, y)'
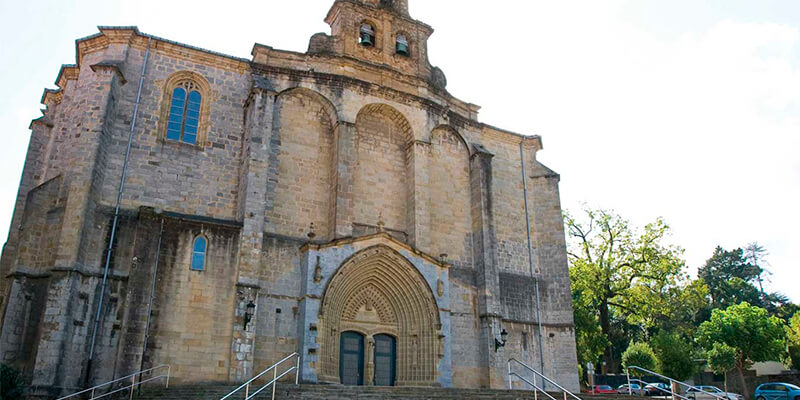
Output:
(686, 386), (743, 400)
(618, 383), (645, 395)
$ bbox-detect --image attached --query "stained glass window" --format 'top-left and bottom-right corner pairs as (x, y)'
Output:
(166, 81), (202, 144)
(191, 236), (207, 271)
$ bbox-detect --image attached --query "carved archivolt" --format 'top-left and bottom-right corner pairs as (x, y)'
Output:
(317, 245), (441, 386)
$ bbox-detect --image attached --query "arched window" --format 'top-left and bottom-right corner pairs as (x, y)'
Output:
(191, 236), (207, 271)
(360, 24), (375, 47)
(395, 34), (409, 56)
(166, 81), (202, 144)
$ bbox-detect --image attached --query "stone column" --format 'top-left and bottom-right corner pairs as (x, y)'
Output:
(228, 80), (277, 380)
(468, 145), (505, 388)
(365, 335), (375, 386)
(408, 140), (431, 252)
(333, 121), (356, 238)
(230, 287), (259, 382)
(237, 81), (277, 282)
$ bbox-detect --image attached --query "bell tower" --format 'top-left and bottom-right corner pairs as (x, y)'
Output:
(321, 0), (434, 80)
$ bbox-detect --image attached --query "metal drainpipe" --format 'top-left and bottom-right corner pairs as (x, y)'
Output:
(87, 37), (152, 378)
(520, 141), (546, 387)
(138, 217), (164, 388)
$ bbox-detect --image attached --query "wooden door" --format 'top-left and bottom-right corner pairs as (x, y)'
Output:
(339, 331), (364, 385)
(373, 334), (396, 386)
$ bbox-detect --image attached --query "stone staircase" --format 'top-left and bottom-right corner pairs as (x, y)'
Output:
(133, 384), (630, 400)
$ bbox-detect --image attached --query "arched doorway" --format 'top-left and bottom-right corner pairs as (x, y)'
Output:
(318, 245), (441, 386)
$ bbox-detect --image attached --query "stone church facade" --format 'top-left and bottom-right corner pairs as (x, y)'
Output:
(0, 0), (578, 397)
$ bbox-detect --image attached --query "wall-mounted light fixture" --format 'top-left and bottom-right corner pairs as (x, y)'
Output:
(243, 301), (256, 329)
(494, 328), (508, 351)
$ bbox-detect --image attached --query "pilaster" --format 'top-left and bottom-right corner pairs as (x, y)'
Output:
(408, 140), (431, 252)
(228, 83), (276, 380)
(334, 121), (357, 238)
(230, 286), (259, 382)
(237, 83), (277, 282)
(468, 144), (504, 388)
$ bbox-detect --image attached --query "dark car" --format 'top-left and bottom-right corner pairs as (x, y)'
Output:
(754, 383), (800, 400)
(645, 383), (671, 397)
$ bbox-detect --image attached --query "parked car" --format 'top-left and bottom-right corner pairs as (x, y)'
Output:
(593, 385), (617, 394)
(584, 385), (617, 394)
(618, 383), (645, 395)
(645, 383), (671, 396)
(754, 383), (800, 400)
(687, 385), (743, 400)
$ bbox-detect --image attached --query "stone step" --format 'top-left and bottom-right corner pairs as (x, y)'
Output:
(133, 384), (637, 400)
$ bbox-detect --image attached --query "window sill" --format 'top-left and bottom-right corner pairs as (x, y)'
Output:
(158, 136), (208, 152)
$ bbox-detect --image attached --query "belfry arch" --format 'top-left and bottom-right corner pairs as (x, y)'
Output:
(317, 245), (442, 386)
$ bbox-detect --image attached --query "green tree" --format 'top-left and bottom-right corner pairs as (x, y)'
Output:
(622, 341), (658, 376)
(707, 342), (737, 394)
(698, 247), (762, 309)
(743, 242), (769, 297)
(787, 312), (800, 370)
(571, 285), (609, 372)
(699, 245), (796, 321)
(565, 207), (696, 370)
(652, 331), (697, 381)
(697, 303), (787, 399)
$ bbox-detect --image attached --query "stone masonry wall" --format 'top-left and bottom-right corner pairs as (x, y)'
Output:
(353, 106), (412, 234)
(143, 220), (239, 383)
(98, 42), (250, 222)
(266, 90), (335, 239)
(429, 127), (473, 268)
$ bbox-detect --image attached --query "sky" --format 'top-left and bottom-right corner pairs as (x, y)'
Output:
(0, 0), (797, 301)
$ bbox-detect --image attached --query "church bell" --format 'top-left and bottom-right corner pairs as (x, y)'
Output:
(360, 24), (375, 46)
(396, 35), (409, 56)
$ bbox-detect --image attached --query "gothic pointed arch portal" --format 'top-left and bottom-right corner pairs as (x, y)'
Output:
(317, 245), (442, 386)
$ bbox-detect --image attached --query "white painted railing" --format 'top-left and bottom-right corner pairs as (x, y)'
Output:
(219, 353), (300, 400)
(626, 365), (733, 400)
(56, 364), (170, 400)
(508, 358), (583, 400)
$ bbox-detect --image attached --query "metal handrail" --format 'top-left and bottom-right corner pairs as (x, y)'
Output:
(56, 364), (170, 400)
(219, 352), (300, 400)
(509, 371), (557, 400)
(625, 377), (686, 399)
(624, 378), (649, 395)
(626, 366), (731, 400)
(508, 358), (582, 400)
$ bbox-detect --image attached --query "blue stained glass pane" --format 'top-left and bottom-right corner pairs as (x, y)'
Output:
(167, 88), (186, 141)
(193, 237), (206, 252)
(188, 90), (201, 105)
(183, 134), (197, 144)
(166, 128), (181, 140)
(191, 237), (206, 270)
(184, 119), (198, 131)
(172, 87), (186, 101)
(186, 109), (200, 119)
(191, 252), (205, 270)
